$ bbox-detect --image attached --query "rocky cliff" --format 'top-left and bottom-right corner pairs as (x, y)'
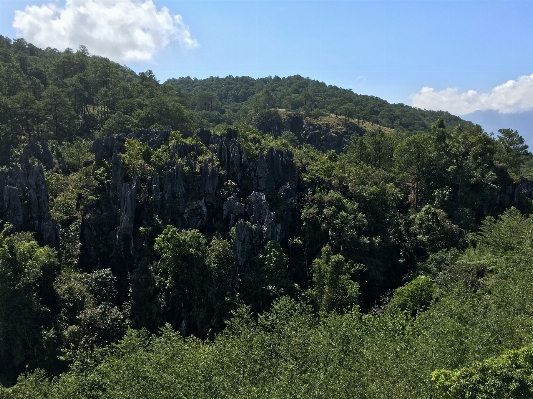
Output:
(0, 141), (57, 246)
(81, 128), (298, 293)
(253, 110), (364, 152)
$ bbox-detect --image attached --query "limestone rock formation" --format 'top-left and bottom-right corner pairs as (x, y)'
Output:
(20, 141), (54, 170)
(0, 161), (57, 247)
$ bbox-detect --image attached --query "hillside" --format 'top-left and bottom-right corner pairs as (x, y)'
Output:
(165, 74), (471, 134)
(1, 36), (533, 398)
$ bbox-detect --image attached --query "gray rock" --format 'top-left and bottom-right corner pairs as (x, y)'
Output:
(223, 194), (245, 226)
(20, 141), (54, 170)
(201, 161), (219, 205)
(255, 147), (297, 195)
(211, 136), (249, 186)
(0, 164), (57, 247)
(196, 128), (212, 146)
(233, 219), (253, 272)
(184, 200), (207, 229)
(3, 185), (23, 229)
(91, 134), (126, 163)
(246, 191), (281, 244)
(150, 171), (161, 215)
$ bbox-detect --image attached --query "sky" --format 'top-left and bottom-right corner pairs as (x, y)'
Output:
(1, 0), (533, 137)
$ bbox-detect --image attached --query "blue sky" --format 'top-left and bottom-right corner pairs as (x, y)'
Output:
(2, 0), (533, 136)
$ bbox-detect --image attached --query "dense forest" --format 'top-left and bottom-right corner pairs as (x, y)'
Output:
(2, 36), (533, 398)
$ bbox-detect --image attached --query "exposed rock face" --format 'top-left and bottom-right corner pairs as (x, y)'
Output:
(150, 171), (161, 215)
(210, 135), (249, 186)
(510, 179), (533, 205)
(228, 191), (283, 270)
(0, 130), (297, 279)
(200, 161), (219, 206)
(233, 220), (253, 272)
(247, 191), (281, 243)
(301, 119), (363, 153)
(184, 200), (208, 229)
(91, 128), (171, 163)
(0, 162), (57, 247)
(20, 141), (54, 170)
(118, 178), (137, 248)
(256, 147), (297, 195)
(196, 128), (212, 146)
(253, 110), (304, 137)
(87, 129), (297, 281)
(253, 110), (364, 153)
(91, 134), (126, 163)
(223, 194), (245, 226)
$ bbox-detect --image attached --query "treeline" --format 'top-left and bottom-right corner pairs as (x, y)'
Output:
(0, 36), (191, 164)
(166, 75), (469, 132)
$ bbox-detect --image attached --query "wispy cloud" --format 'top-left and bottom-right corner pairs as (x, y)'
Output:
(411, 74), (533, 115)
(13, 0), (198, 63)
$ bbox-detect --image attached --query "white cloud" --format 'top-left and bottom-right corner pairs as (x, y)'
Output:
(411, 74), (533, 115)
(13, 0), (198, 63)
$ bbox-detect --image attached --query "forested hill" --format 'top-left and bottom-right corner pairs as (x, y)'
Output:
(3, 36), (533, 398)
(165, 75), (468, 133)
(0, 36), (193, 165)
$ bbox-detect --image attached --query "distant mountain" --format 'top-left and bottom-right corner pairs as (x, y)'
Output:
(462, 110), (533, 147)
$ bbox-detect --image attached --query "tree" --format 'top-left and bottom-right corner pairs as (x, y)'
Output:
(339, 103), (356, 123)
(40, 86), (76, 141)
(387, 275), (435, 317)
(153, 227), (209, 335)
(311, 245), (359, 314)
(349, 128), (398, 169)
(496, 128), (529, 178)
(0, 225), (57, 383)
(6, 90), (40, 141)
(394, 133), (435, 208)
(432, 346), (533, 399)
(100, 111), (138, 137)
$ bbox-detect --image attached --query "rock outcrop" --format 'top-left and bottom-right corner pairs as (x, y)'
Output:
(301, 118), (363, 153)
(253, 110), (364, 153)
(0, 161), (57, 247)
(20, 141), (54, 170)
(97, 128), (298, 272)
(256, 147), (297, 195)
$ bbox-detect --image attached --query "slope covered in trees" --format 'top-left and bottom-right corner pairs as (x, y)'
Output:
(1, 36), (533, 398)
(165, 75), (468, 134)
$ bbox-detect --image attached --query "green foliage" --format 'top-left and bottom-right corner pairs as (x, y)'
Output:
(57, 139), (92, 172)
(432, 346), (533, 399)
(55, 269), (128, 357)
(3, 34), (533, 396)
(311, 245), (360, 314)
(0, 38), (193, 164)
(388, 275), (435, 317)
(166, 75), (469, 133)
(496, 128), (529, 179)
(120, 138), (154, 179)
(302, 190), (369, 259)
(471, 207), (532, 259)
(394, 133), (435, 207)
(99, 111), (138, 136)
(411, 205), (464, 255)
(153, 226), (207, 291)
(41, 86), (77, 141)
(0, 225), (57, 384)
(349, 127), (400, 169)
(152, 227), (235, 336)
